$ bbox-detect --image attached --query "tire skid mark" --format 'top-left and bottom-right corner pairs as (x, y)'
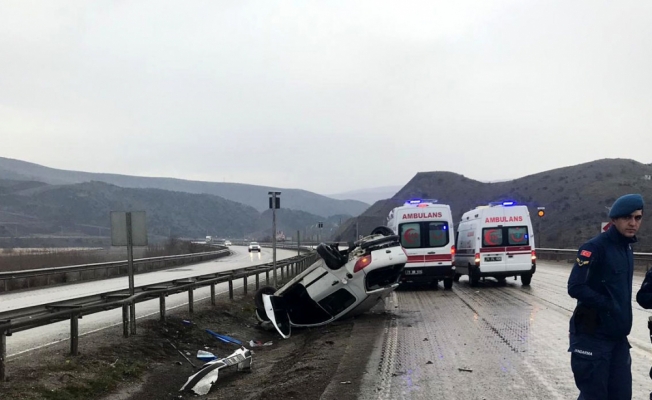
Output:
(375, 291), (399, 400)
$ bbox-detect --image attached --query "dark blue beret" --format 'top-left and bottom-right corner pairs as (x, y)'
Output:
(609, 194), (644, 218)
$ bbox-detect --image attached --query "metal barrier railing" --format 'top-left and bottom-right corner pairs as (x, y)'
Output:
(536, 248), (652, 270)
(0, 250), (319, 380)
(0, 248), (233, 293)
(0, 243), (317, 293)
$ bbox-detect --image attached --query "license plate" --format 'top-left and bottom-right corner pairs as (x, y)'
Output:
(405, 270), (423, 275)
(485, 256), (502, 262)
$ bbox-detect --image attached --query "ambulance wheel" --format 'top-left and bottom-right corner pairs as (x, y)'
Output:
(453, 273), (461, 282)
(443, 278), (453, 290)
(521, 273), (532, 286)
(469, 268), (480, 287)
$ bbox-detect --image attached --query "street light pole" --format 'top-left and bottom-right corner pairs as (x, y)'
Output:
(268, 191), (281, 287)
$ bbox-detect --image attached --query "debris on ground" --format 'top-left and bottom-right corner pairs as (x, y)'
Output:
(248, 340), (273, 348)
(197, 350), (218, 362)
(167, 339), (197, 369)
(458, 367), (473, 373)
(180, 347), (253, 395)
(206, 330), (243, 345)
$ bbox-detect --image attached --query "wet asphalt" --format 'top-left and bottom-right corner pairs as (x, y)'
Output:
(358, 261), (652, 400)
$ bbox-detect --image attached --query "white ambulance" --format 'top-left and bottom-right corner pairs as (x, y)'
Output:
(387, 199), (456, 289)
(454, 202), (536, 287)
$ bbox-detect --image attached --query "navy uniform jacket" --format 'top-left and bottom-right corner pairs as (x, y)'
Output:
(636, 270), (652, 308)
(568, 225), (636, 339)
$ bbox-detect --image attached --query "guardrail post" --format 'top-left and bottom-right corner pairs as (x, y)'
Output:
(281, 265), (284, 281)
(160, 295), (166, 322)
(229, 279), (234, 300)
(122, 304), (130, 338)
(188, 289), (194, 314)
(210, 284), (216, 306)
(243, 275), (248, 295)
(255, 273), (260, 290)
(266, 270), (270, 285)
(70, 313), (79, 356)
(1, 330), (6, 381)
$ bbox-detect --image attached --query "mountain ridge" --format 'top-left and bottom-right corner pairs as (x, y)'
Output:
(334, 158), (652, 251)
(0, 157), (368, 217)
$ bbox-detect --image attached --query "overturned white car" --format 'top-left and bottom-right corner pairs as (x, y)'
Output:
(254, 227), (407, 338)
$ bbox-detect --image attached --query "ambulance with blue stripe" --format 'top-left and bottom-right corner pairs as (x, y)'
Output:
(454, 202), (536, 287)
(387, 199), (456, 289)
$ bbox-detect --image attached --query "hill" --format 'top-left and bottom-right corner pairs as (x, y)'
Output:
(0, 157), (369, 217)
(334, 159), (652, 251)
(327, 185), (402, 204)
(0, 180), (262, 241)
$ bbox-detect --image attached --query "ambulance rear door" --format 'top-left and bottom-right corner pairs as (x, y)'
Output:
(398, 217), (452, 272)
(502, 207), (533, 273)
(480, 222), (508, 274)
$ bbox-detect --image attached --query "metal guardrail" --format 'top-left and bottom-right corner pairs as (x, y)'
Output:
(0, 248), (233, 293)
(537, 248), (652, 269)
(0, 249), (319, 380)
(0, 242), (316, 293)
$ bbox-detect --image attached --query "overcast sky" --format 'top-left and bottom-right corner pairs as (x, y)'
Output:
(2, 1), (651, 195)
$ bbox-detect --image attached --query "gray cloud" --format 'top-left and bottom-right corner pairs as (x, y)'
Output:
(1, 0), (651, 194)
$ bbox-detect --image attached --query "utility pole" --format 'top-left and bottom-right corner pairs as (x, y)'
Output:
(268, 191), (281, 287)
(318, 221), (323, 243)
(356, 220), (359, 241)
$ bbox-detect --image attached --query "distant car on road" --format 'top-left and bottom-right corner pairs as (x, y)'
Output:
(248, 242), (261, 252)
(224, 240), (232, 246)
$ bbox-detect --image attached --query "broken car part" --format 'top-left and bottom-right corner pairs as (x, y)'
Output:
(167, 339), (196, 369)
(180, 347), (252, 395)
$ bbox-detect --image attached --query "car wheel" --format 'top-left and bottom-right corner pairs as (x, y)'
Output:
(443, 278), (453, 290)
(317, 243), (344, 270)
(255, 286), (277, 312)
(496, 277), (507, 285)
(255, 307), (270, 322)
(453, 273), (461, 282)
(521, 273), (532, 286)
(469, 267), (480, 287)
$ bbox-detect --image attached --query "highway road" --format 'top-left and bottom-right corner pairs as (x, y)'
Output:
(2, 246), (298, 358)
(360, 260), (652, 400)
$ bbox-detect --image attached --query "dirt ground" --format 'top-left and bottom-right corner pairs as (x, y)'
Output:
(1, 288), (389, 400)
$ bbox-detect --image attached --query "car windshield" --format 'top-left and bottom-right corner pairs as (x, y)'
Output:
(250, 242), (259, 246)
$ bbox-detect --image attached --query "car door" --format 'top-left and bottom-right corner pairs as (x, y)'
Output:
(262, 294), (291, 338)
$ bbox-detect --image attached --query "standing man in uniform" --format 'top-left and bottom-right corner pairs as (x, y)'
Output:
(568, 194), (644, 400)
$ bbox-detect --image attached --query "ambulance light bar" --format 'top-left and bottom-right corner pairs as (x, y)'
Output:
(489, 201), (517, 207)
(405, 198), (438, 205)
